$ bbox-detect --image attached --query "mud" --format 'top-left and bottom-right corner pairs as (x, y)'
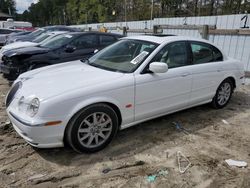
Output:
(0, 77), (250, 188)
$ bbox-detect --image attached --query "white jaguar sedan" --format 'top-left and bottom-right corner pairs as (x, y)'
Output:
(6, 36), (244, 152)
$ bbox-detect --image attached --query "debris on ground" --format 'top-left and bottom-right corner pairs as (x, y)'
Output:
(28, 174), (46, 181)
(102, 168), (112, 174)
(102, 160), (145, 174)
(225, 159), (248, 168)
(147, 174), (157, 182)
(0, 121), (12, 135)
(146, 168), (169, 183)
(177, 151), (191, 174)
(222, 119), (230, 125)
(172, 122), (190, 135)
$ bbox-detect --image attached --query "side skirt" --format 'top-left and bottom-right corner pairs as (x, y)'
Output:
(120, 99), (212, 130)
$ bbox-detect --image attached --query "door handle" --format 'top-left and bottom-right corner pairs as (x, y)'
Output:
(181, 73), (190, 77)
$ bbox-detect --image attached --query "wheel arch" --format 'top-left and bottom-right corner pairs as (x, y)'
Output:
(63, 99), (123, 144)
(226, 76), (236, 89)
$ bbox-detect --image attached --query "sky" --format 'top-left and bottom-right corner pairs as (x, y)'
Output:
(15, 0), (39, 13)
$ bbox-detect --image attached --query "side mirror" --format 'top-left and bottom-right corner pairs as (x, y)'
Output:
(149, 62), (168, 73)
(65, 45), (76, 53)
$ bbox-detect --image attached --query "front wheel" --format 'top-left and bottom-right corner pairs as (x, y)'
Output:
(212, 79), (233, 109)
(65, 104), (119, 153)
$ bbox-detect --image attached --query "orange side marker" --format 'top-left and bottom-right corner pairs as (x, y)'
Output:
(45, 121), (62, 126)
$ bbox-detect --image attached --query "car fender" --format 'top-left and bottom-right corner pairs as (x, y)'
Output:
(65, 96), (123, 125)
(222, 72), (240, 88)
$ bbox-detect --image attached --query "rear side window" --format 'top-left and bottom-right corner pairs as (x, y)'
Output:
(71, 34), (97, 49)
(100, 35), (116, 46)
(190, 42), (223, 64)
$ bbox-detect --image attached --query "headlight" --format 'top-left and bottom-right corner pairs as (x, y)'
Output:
(27, 98), (40, 117)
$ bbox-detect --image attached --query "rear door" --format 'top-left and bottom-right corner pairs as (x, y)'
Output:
(188, 41), (225, 105)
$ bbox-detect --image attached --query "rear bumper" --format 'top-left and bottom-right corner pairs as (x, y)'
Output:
(7, 110), (65, 148)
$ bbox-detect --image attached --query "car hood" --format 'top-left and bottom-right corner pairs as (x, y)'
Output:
(3, 46), (49, 57)
(18, 61), (125, 100)
(1, 42), (38, 53)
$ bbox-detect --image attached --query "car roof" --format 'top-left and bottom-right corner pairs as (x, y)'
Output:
(124, 35), (227, 59)
(124, 35), (214, 45)
(63, 31), (123, 37)
(48, 31), (68, 35)
(40, 25), (81, 31)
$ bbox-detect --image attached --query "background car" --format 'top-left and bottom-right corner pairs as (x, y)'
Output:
(0, 31), (68, 57)
(5, 25), (81, 44)
(5, 36), (244, 153)
(0, 29), (22, 47)
(5, 31), (32, 44)
(0, 32), (123, 80)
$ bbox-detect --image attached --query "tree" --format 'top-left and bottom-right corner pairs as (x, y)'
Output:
(0, 0), (16, 15)
(16, 0), (250, 26)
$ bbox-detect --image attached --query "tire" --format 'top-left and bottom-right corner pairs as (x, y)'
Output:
(65, 103), (119, 153)
(212, 79), (233, 109)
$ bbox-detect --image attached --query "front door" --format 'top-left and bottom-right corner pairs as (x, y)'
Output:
(63, 34), (98, 62)
(135, 41), (193, 121)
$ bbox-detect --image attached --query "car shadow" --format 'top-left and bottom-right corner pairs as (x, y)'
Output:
(35, 90), (249, 167)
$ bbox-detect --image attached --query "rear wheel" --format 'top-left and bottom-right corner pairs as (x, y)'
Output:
(65, 104), (119, 153)
(212, 79), (233, 109)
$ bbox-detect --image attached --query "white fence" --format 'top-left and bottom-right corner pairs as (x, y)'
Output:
(71, 14), (250, 71)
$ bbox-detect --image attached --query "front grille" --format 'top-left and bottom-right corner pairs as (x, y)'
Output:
(6, 81), (22, 107)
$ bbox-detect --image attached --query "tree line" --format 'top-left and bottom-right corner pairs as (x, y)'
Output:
(0, 0), (16, 16)
(1, 0), (249, 27)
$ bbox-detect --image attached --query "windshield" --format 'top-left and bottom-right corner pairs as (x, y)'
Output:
(29, 29), (45, 38)
(88, 39), (158, 73)
(39, 34), (73, 49)
(32, 33), (50, 43)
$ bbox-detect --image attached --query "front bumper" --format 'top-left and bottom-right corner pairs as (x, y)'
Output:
(7, 110), (65, 148)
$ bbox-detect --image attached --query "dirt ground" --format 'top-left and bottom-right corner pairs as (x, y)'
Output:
(0, 77), (250, 188)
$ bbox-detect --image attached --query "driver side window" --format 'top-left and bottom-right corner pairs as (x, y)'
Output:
(152, 41), (188, 68)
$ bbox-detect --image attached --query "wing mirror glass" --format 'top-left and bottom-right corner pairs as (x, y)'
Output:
(65, 45), (76, 53)
(149, 62), (168, 73)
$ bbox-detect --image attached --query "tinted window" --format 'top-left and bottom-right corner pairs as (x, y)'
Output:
(70, 34), (97, 49)
(152, 41), (188, 68)
(40, 34), (73, 49)
(29, 29), (45, 38)
(0, 29), (13, 34)
(191, 42), (223, 64)
(100, 35), (116, 46)
(212, 46), (223, 61)
(33, 33), (50, 43)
